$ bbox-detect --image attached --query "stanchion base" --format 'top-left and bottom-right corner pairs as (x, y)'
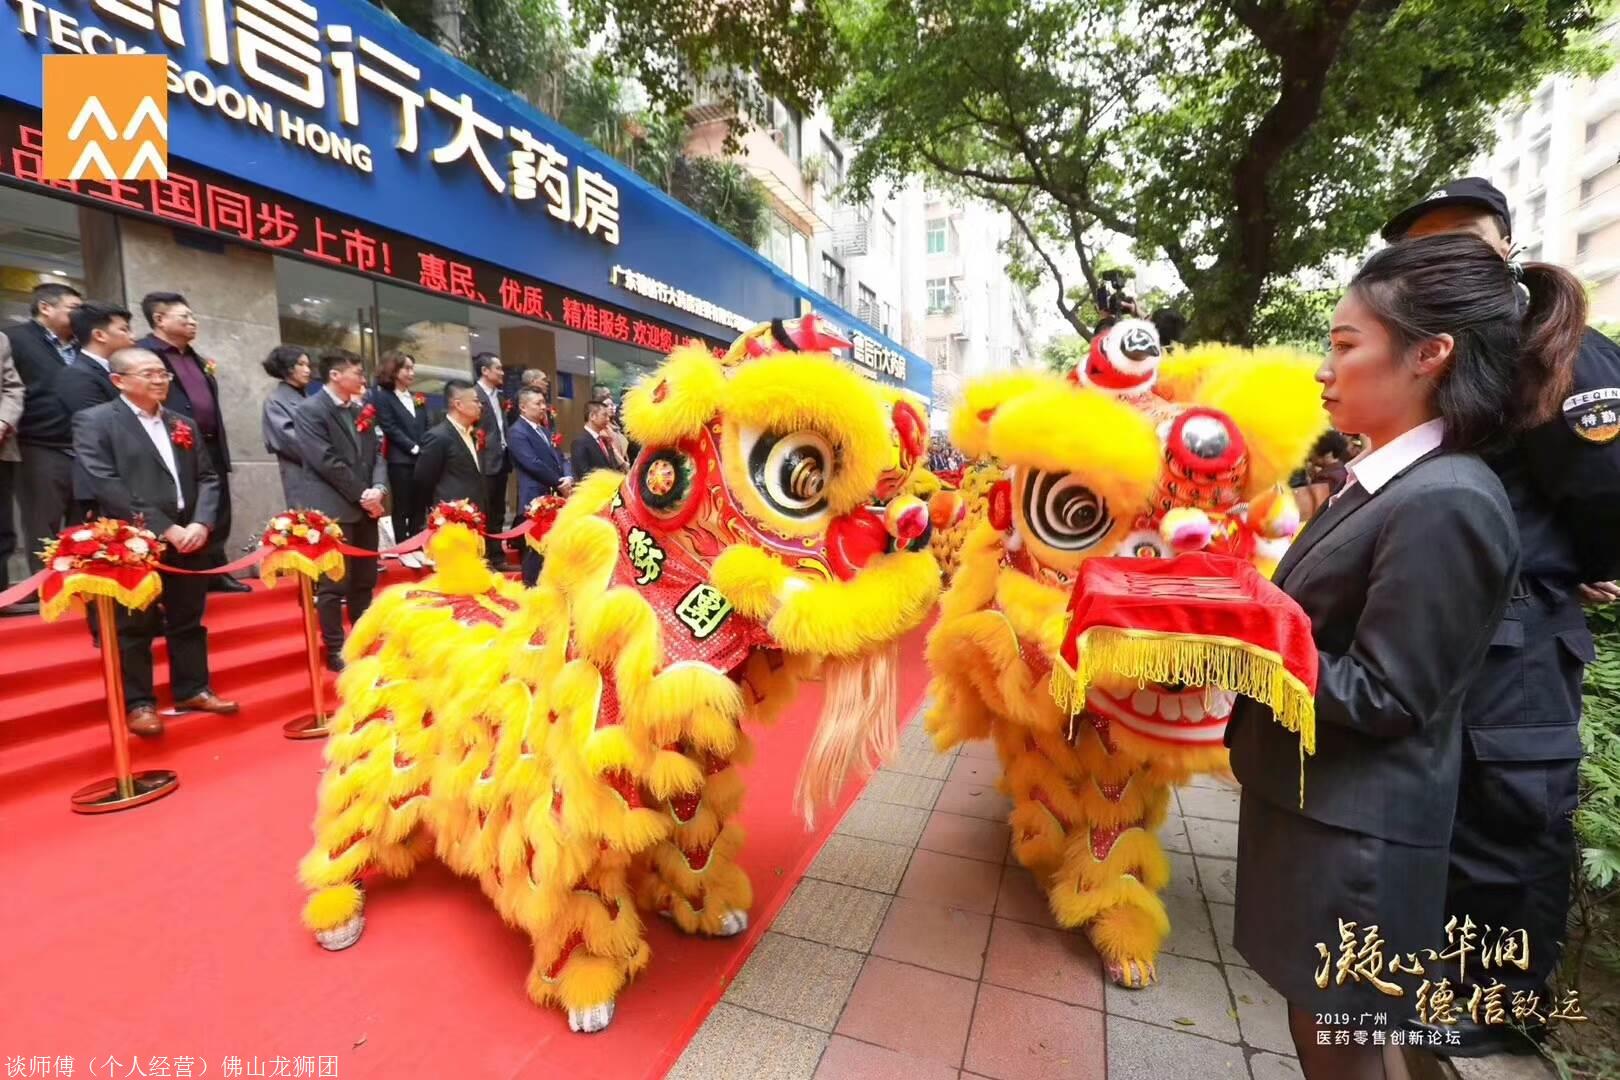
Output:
(70, 770), (179, 814)
(283, 714), (330, 740)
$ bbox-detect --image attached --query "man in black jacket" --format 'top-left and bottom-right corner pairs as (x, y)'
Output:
(571, 398), (622, 480)
(73, 348), (239, 736)
(3, 282), (81, 573)
(472, 352), (511, 565)
(413, 379), (487, 514)
(58, 301), (136, 514)
(291, 350), (388, 670)
(1384, 178), (1620, 1055)
(137, 291), (248, 593)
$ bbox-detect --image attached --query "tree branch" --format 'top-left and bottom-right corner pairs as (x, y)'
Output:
(990, 192), (1088, 338)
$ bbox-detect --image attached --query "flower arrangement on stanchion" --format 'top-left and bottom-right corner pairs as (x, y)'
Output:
(37, 519), (165, 622)
(260, 511), (347, 587)
(428, 499), (487, 534)
(523, 495), (567, 553)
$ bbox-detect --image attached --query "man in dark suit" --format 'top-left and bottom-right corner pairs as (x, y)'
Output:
(4, 282), (82, 576)
(292, 350), (389, 671)
(472, 352), (511, 565)
(509, 386), (573, 586)
(571, 398), (622, 480)
(58, 301), (136, 515)
(0, 332), (23, 596)
(137, 291), (249, 593)
(413, 379), (487, 515)
(73, 347), (239, 736)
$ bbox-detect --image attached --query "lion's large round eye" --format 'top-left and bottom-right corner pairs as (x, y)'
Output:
(1022, 468), (1111, 551)
(748, 430), (834, 518)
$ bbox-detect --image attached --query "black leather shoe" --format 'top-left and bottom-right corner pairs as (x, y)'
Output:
(210, 575), (252, 594)
(325, 651), (346, 673)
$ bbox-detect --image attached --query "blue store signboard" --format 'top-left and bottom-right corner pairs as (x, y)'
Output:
(0, 0), (931, 400)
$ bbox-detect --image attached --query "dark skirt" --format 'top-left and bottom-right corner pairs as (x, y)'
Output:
(1234, 789), (1448, 1019)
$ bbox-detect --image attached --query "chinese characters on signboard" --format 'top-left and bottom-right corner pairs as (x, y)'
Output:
(11, 0), (620, 244)
(610, 265), (752, 334)
(0, 106), (699, 351)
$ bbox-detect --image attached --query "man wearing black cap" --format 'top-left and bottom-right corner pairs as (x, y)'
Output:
(1384, 178), (1620, 1056)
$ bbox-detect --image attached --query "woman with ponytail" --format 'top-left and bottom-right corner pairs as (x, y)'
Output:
(1385, 182), (1620, 1058)
(1228, 233), (1565, 1079)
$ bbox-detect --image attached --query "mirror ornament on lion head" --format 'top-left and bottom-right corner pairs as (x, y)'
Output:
(295, 315), (942, 1034)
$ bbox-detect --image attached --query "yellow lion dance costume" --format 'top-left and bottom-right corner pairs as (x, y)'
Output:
(297, 316), (942, 1033)
(928, 319), (1325, 988)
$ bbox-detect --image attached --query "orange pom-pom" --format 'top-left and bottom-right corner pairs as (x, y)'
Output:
(929, 491), (966, 530)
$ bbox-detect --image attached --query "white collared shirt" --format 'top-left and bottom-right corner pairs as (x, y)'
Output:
(82, 349), (111, 372)
(449, 416), (479, 460)
(324, 384), (352, 409)
(480, 381), (504, 441)
(1332, 418), (1446, 505)
(395, 388), (416, 416)
(124, 396), (184, 509)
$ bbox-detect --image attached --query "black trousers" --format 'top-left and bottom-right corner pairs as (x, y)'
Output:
(484, 466), (510, 562)
(521, 547), (542, 588)
(387, 462), (420, 543)
(316, 515), (379, 653)
(1445, 593), (1587, 1036)
(105, 549), (213, 710)
(17, 444), (74, 572)
(202, 436), (232, 567)
(0, 457), (15, 589)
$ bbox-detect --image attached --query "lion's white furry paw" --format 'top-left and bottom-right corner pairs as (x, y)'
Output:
(568, 1002), (615, 1033)
(715, 910), (749, 937)
(315, 914), (364, 952)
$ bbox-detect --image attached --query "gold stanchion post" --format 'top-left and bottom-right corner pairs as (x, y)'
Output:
(283, 573), (331, 740)
(70, 595), (180, 813)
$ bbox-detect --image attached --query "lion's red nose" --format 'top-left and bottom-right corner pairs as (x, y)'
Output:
(826, 506), (890, 580)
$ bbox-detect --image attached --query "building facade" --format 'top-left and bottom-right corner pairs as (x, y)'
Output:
(1472, 20), (1620, 321)
(0, 0), (929, 553)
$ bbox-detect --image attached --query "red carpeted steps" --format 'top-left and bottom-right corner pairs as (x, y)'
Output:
(0, 563), (441, 802)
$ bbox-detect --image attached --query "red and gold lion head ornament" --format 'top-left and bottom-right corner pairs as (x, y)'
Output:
(930, 326), (1326, 756)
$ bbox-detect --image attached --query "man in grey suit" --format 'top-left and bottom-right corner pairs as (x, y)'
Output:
(74, 348), (239, 736)
(291, 350), (388, 671)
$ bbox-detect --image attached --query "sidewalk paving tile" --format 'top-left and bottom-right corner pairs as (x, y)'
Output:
(1225, 965), (1296, 1055)
(981, 917), (1105, 1008)
(1103, 953), (1241, 1043)
(834, 956), (978, 1068)
(668, 1002), (829, 1080)
(864, 770), (946, 810)
(887, 746), (956, 780)
(919, 810), (1012, 863)
(948, 756), (1002, 786)
(959, 739), (1001, 761)
(993, 863), (1062, 929)
(1185, 816), (1240, 859)
(838, 797), (931, 848)
(898, 849), (1003, 915)
(1160, 889), (1221, 963)
(807, 835), (913, 893)
(1158, 814), (1193, 854)
(1249, 1052), (1305, 1079)
(963, 984), (1106, 1080)
(1178, 785), (1241, 822)
(1195, 855), (1238, 904)
(773, 879), (893, 952)
(722, 933), (866, 1032)
(871, 897), (992, 979)
(812, 1035), (962, 1080)
(1104, 1015), (1250, 1080)
(1164, 852), (1203, 899)
(935, 780), (1014, 821)
(1208, 900), (1244, 968)
(1185, 772), (1239, 791)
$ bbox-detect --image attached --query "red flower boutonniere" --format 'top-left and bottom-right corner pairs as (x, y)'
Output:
(379, 434), (389, 459)
(171, 420), (195, 450)
(355, 403), (378, 434)
(503, 397), (516, 415)
(203, 359), (218, 379)
(414, 393), (427, 408)
(475, 429), (488, 452)
(551, 432), (563, 448)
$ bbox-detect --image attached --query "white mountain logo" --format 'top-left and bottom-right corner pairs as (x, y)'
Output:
(63, 94), (168, 181)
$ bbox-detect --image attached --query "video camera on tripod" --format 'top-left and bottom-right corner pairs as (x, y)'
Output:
(1094, 269), (1138, 319)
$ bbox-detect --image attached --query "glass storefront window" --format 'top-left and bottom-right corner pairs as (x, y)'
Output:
(0, 187), (84, 326)
(274, 257), (372, 366)
(591, 338), (663, 407)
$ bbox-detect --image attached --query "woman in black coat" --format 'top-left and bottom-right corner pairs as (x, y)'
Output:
(1228, 235), (1586, 1079)
(260, 345), (312, 507)
(370, 350), (431, 563)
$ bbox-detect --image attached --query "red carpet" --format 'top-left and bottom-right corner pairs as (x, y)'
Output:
(4, 590), (931, 1080)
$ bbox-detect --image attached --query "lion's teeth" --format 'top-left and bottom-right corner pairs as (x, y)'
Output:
(1158, 695), (1182, 722)
(1131, 689), (1157, 716)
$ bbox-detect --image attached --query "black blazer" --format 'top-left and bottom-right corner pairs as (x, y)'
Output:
(72, 398), (221, 533)
(571, 428), (619, 480)
(58, 353), (121, 501)
(290, 391), (389, 523)
(138, 333), (232, 471)
(473, 381), (509, 476)
(370, 385), (432, 466)
(3, 319), (74, 447)
(414, 420), (486, 511)
(1227, 449), (1519, 848)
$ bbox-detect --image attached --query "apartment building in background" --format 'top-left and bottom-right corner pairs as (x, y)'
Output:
(1472, 19), (1620, 322)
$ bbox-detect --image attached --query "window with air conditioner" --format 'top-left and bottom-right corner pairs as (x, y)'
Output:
(926, 219), (948, 255)
(1578, 231), (1594, 259)
(858, 284), (877, 322)
(770, 98), (802, 165)
(927, 278), (952, 313)
(1530, 194), (1546, 233)
(821, 254), (847, 307)
(882, 302), (894, 336)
